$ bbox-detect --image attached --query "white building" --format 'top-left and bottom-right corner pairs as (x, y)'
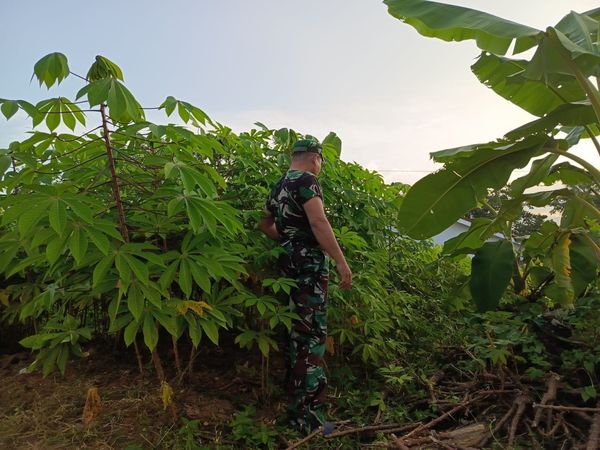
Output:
(430, 218), (505, 246)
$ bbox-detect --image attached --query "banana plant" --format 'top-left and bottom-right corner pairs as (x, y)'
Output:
(387, 0), (600, 310)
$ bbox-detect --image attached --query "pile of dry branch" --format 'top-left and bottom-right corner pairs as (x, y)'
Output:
(286, 367), (600, 449)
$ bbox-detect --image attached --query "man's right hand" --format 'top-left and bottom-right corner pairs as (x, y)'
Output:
(336, 261), (352, 290)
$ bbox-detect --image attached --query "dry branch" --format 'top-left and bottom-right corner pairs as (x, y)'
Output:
(391, 394), (476, 448)
(587, 400), (600, 450)
(537, 413), (564, 438)
(477, 403), (517, 447)
(533, 373), (560, 428)
(390, 425), (483, 448)
(508, 394), (530, 447)
(429, 434), (456, 449)
(284, 427), (322, 450)
(575, 411), (594, 423)
(534, 404), (600, 414)
(325, 422), (418, 438)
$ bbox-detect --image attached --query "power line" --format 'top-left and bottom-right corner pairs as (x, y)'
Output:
(377, 169), (432, 172)
(377, 168), (531, 173)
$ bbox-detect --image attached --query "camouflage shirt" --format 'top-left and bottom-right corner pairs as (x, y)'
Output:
(266, 170), (323, 246)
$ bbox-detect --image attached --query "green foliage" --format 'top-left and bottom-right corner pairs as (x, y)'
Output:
(33, 53), (70, 88)
(470, 240), (515, 312)
(86, 55), (124, 82)
(390, 1), (600, 311)
(0, 53), (252, 370)
(463, 188), (548, 238)
(76, 78), (144, 122)
(384, 0), (539, 55)
(230, 406), (278, 450)
(19, 314), (91, 377)
(464, 310), (551, 378)
(176, 418), (204, 450)
(398, 135), (547, 239)
(0, 52), (473, 377)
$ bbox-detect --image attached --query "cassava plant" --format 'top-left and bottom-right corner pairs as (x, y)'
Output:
(1, 53), (464, 389)
(0, 54), (247, 387)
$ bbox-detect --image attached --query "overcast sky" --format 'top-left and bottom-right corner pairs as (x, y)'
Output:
(1, 0), (598, 184)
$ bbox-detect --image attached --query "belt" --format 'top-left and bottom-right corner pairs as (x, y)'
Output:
(280, 238), (319, 248)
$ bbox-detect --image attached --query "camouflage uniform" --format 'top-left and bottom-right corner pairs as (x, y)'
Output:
(266, 169), (329, 432)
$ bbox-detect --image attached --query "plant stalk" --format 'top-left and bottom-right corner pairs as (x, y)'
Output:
(584, 126), (600, 158)
(133, 340), (144, 375)
(547, 29), (600, 125)
(99, 104), (129, 242)
(151, 348), (166, 382)
(549, 149), (600, 185)
(172, 336), (182, 383)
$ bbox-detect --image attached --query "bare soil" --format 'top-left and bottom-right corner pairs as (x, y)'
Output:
(0, 342), (287, 450)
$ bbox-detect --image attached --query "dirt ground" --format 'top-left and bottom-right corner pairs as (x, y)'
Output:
(0, 340), (289, 450)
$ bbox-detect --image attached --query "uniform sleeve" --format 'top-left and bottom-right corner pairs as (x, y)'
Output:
(297, 173), (323, 205)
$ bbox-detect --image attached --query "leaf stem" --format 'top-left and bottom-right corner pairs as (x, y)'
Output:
(481, 198), (498, 217)
(549, 148), (600, 185)
(546, 74), (600, 158)
(575, 196), (600, 221)
(33, 153), (106, 174)
(69, 71), (88, 82)
(582, 234), (600, 262)
(584, 126), (600, 158)
(42, 109), (100, 114)
(547, 29), (600, 124)
(54, 126), (103, 143)
(112, 130), (185, 146)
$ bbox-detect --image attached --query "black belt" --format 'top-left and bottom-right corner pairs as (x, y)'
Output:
(280, 239), (319, 248)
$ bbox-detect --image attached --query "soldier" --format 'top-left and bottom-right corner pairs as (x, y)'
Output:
(259, 138), (352, 434)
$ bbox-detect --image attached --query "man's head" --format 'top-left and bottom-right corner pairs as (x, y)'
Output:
(291, 139), (324, 175)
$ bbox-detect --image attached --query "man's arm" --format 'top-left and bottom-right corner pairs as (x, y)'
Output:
(258, 211), (280, 241)
(303, 197), (352, 290)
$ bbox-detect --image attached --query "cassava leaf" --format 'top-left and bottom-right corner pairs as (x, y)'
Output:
(33, 53), (70, 88)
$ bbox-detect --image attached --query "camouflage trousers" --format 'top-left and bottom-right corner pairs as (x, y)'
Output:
(279, 241), (329, 432)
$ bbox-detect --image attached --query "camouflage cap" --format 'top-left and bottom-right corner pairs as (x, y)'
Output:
(292, 139), (323, 156)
